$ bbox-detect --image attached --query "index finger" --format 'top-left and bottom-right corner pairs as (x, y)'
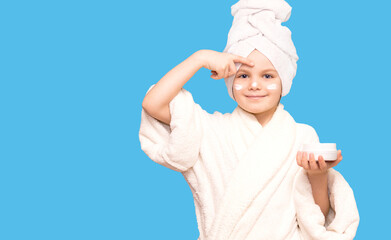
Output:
(232, 55), (255, 67)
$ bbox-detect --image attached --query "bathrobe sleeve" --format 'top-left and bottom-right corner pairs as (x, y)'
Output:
(139, 84), (207, 173)
(293, 126), (360, 240)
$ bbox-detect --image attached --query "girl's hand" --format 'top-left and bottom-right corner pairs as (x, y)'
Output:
(197, 50), (255, 79)
(296, 150), (343, 176)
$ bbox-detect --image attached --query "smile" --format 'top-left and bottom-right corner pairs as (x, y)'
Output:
(246, 95), (266, 100)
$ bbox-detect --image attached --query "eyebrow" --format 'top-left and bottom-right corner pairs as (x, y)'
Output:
(237, 67), (277, 73)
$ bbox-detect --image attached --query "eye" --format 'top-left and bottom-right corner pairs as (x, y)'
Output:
(238, 74), (248, 78)
(264, 74), (273, 79)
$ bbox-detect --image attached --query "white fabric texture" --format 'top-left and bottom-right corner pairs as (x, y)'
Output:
(223, 0), (299, 99)
(139, 85), (360, 240)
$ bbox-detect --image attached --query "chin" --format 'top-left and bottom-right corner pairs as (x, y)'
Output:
(241, 105), (269, 114)
(236, 96), (279, 114)
(239, 100), (279, 114)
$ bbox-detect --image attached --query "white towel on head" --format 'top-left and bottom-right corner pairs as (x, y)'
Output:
(223, 0), (299, 100)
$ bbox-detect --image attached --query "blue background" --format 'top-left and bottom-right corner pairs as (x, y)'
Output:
(0, 0), (389, 239)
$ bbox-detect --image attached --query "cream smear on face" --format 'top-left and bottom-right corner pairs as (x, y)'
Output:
(251, 82), (258, 87)
(266, 83), (277, 90)
(233, 84), (243, 90)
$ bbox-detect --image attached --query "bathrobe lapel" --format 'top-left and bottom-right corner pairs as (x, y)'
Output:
(206, 103), (297, 239)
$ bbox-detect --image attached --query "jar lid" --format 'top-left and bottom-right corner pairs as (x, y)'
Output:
(302, 143), (337, 151)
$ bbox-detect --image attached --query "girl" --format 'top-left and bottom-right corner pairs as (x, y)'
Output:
(139, 0), (359, 239)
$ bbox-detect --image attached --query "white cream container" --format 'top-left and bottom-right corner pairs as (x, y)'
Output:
(301, 143), (338, 161)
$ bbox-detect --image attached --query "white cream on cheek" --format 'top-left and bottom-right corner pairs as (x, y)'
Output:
(266, 83), (277, 90)
(233, 84), (243, 90)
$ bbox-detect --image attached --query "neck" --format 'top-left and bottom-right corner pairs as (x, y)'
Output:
(254, 105), (278, 127)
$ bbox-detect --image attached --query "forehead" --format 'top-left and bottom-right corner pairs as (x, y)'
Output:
(238, 49), (276, 72)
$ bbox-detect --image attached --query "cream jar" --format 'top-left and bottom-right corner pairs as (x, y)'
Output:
(301, 143), (338, 161)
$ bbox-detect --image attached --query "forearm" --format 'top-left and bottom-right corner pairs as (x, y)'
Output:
(142, 50), (205, 113)
(307, 171), (330, 218)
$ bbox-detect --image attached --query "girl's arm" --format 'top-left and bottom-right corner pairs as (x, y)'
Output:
(141, 50), (205, 125)
(142, 50), (254, 125)
(297, 150), (343, 218)
(307, 171), (330, 218)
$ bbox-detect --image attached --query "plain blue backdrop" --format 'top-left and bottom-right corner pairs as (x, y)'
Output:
(0, 0), (390, 239)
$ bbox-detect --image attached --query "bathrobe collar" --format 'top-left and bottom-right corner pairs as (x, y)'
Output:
(233, 103), (286, 134)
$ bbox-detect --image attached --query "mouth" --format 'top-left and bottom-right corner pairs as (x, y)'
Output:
(245, 95), (266, 100)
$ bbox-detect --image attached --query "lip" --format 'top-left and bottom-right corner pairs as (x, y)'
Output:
(245, 95), (266, 100)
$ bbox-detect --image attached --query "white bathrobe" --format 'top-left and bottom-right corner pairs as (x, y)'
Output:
(139, 85), (360, 240)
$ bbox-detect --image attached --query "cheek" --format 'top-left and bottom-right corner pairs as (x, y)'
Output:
(266, 83), (278, 90)
(233, 83), (243, 91)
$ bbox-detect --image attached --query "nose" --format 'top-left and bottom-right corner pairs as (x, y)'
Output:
(249, 79), (262, 90)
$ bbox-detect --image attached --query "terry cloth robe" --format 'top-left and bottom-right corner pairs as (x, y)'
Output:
(139, 85), (360, 240)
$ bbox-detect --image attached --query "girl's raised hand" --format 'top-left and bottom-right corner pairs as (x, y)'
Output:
(296, 150), (343, 175)
(197, 50), (255, 79)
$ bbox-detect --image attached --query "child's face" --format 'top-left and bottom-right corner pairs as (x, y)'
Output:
(233, 49), (282, 115)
